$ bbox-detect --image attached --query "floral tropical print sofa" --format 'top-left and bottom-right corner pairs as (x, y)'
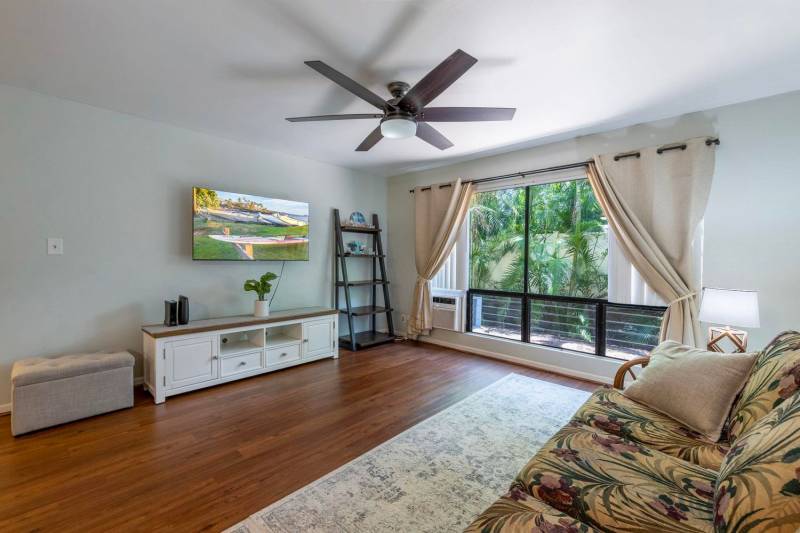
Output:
(465, 331), (800, 533)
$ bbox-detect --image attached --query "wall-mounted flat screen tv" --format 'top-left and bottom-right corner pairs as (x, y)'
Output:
(193, 187), (309, 261)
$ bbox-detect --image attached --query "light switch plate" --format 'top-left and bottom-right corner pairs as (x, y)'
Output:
(47, 238), (64, 255)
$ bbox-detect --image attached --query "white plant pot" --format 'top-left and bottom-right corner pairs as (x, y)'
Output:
(254, 300), (270, 317)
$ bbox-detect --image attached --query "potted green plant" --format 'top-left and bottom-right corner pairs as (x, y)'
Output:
(244, 272), (278, 317)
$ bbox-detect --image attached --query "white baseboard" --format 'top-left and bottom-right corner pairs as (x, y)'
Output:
(134, 376), (144, 386)
(419, 336), (612, 385)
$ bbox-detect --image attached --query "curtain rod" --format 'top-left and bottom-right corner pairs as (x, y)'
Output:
(409, 137), (720, 193)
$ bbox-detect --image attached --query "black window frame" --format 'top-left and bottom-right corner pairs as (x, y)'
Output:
(466, 181), (667, 358)
(466, 289), (666, 358)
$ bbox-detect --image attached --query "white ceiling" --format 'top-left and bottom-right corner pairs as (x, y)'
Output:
(1, 0), (799, 176)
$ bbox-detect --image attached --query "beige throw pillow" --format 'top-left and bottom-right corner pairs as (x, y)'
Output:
(622, 341), (757, 441)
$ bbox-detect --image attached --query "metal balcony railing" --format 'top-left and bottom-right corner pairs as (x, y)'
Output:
(467, 289), (666, 360)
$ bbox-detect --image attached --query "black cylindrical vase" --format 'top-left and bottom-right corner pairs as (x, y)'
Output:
(164, 300), (178, 326)
(178, 295), (190, 325)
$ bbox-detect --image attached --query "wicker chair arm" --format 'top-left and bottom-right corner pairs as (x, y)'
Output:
(613, 356), (651, 390)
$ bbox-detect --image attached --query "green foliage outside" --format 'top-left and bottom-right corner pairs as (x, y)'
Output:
(468, 179), (661, 357)
(469, 179), (608, 297)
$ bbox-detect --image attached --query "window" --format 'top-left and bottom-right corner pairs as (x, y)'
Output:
(467, 174), (666, 360)
(527, 179), (608, 297)
(469, 187), (525, 292)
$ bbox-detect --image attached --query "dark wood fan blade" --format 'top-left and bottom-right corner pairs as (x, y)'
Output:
(419, 107), (516, 122)
(355, 126), (383, 151)
(305, 61), (389, 110)
(286, 113), (383, 122)
(397, 49), (477, 113)
(415, 122), (453, 150)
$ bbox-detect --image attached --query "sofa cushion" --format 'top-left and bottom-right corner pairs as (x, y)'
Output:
(514, 422), (716, 532)
(11, 352), (135, 386)
(621, 341), (756, 441)
(714, 390), (800, 532)
(464, 486), (600, 533)
(573, 388), (729, 470)
(728, 330), (800, 442)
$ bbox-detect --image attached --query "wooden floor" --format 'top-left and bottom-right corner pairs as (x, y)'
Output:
(0, 341), (596, 532)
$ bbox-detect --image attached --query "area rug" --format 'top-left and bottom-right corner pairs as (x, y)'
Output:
(225, 373), (591, 533)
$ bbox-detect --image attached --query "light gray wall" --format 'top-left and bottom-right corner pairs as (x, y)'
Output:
(0, 84), (387, 405)
(388, 90), (800, 382)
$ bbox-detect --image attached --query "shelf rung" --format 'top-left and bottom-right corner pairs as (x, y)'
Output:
(340, 306), (393, 317)
(339, 331), (395, 349)
(336, 280), (390, 287)
(340, 225), (380, 234)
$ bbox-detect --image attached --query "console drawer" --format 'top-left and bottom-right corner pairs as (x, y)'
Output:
(221, 350), (263, 377)
(266, 343), (301, 366)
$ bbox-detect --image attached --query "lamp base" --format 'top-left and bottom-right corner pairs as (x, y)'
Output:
(707, 326), (748, 353)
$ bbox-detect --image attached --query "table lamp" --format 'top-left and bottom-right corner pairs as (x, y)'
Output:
(698, 287), (760, 352)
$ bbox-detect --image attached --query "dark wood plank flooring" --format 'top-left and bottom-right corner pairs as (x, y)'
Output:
(0, 341), (596, 532)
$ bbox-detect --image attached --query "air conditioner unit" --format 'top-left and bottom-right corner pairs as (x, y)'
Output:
(431, 289), (466, 332)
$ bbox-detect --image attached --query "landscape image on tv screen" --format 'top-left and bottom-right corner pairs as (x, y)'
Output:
(193, 187), (309, 261)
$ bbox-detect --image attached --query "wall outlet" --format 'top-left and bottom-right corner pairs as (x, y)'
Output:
(47, 238), (64, 255)
(400, 314), (408, 323)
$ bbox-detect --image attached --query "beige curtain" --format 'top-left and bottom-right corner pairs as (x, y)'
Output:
(587, 137), (715, 346)
(409, 179), (474, 337)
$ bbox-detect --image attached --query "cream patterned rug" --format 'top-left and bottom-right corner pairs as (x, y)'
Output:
(225, 373), (591, 533)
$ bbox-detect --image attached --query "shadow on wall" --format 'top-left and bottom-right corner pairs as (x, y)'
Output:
(92, 302), (147, 376)
(0, 301), (151, 400)
(571, 111), (717, 156)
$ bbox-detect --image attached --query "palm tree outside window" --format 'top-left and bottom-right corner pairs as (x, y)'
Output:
(466, 176), (666, 360)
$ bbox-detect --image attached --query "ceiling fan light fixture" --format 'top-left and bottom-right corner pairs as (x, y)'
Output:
(380, 117), (417, 139)
(290, 50), (515, 151)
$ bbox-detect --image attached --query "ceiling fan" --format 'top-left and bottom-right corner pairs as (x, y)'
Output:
(286, 49), (516, 151)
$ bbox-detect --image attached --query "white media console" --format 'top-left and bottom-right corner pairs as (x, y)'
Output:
(141, 307), (338, 403)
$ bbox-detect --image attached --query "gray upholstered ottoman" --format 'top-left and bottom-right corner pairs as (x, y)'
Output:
(11, 352), (135, 436)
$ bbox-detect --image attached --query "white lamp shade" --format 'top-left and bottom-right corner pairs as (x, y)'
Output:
(380, 118), (417, 139)
(699, 287), (760, 328)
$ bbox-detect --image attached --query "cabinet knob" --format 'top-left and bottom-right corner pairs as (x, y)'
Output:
(303, 339), (308, 343)
(238, 361), (247, 366)
(212, 356), (219, 360)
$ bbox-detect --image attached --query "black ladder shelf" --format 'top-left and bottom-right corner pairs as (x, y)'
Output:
(334, 209), (395, 351)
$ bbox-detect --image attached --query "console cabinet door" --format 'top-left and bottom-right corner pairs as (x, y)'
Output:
(166, 336), (219, 389)
(302, 319), (333, 358)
